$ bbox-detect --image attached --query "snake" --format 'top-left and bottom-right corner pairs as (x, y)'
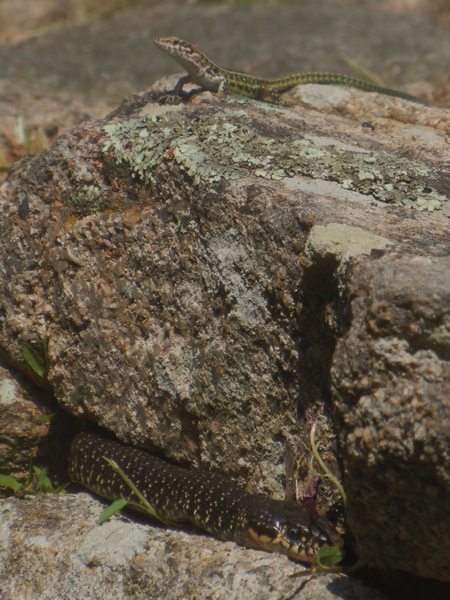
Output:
(68, 432), (342, 563)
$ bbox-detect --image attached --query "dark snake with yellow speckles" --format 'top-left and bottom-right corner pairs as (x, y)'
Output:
(69, 432), (342, 563)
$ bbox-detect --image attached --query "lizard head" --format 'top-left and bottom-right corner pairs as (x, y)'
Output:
(154, 37), (201, 61)
(154, 37), (213, 75)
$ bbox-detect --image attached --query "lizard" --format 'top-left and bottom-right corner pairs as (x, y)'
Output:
(154, 36), (425, 105)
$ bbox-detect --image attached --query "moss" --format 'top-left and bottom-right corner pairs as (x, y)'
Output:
(66, 184), (107, 216)
(102, 107), (446, 211)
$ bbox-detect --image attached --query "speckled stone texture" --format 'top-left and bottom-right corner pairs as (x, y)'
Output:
(332, 254), (450, 581)
(0, 365), (54, 485)
(0, 493), (389, 600)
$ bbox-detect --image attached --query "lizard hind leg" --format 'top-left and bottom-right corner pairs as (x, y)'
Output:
(258, 84), (281, 104)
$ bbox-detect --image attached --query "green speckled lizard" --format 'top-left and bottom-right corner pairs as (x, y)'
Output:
(154, 36), (425, 104)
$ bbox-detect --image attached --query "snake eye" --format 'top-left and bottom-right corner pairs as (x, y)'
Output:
(285, 527), (301, 543)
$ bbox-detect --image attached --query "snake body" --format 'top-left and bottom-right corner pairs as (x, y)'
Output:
(69, 432), (341, 563)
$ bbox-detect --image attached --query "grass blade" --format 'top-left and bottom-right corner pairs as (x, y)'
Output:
(0, 474), (23, 491)
(98, 498), (128, 524)
(21, 341), (47, 378)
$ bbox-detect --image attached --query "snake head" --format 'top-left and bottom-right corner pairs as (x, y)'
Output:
(243, 497), (342, 564)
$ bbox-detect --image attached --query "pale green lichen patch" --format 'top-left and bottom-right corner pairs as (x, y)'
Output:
(306, 223), (392, 263)
(102, 108), (446, 211)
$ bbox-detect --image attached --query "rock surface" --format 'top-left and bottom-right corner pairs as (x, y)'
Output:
(0, 364), (54, 485)
(0, 493), (389, 600)
(0, 74), (448, 587)
(332, 254), (450, 581)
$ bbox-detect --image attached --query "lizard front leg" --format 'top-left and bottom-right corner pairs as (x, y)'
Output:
(174, 75), (192, 96)
(159, 75), (201, 104)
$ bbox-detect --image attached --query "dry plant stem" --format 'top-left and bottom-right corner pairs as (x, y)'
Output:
(309, 423), (347, 506)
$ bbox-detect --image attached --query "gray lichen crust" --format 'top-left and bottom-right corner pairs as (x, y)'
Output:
(103, 107), (446, 211)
